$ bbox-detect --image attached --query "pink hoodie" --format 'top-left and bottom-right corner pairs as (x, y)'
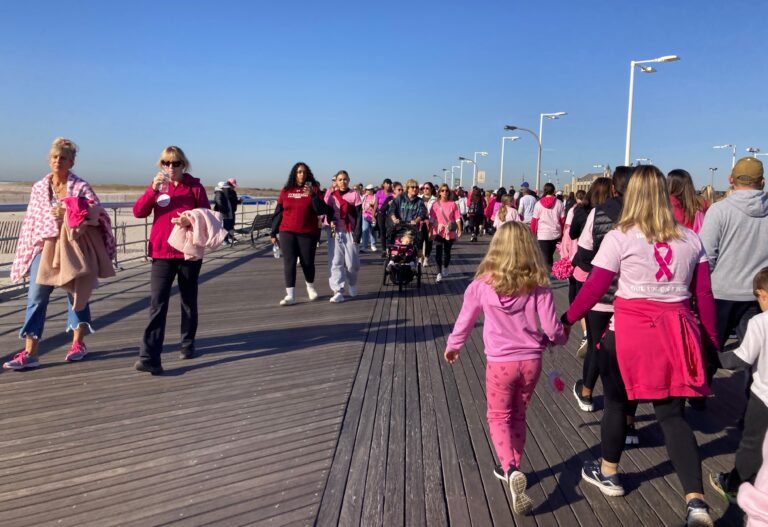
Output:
(446, 279), (567, 362)
(739, 431), (768, 527)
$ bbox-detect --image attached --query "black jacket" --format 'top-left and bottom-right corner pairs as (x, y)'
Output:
(223, 187), (238, 215)
(213, 189), (233, 219)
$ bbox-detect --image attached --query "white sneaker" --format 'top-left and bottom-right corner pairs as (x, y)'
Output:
(330, 292), (345, 303)
(348, 285), (358, 297)
(436, 272), (443, 283)
(371, 244), (377, 252)
(279, 295), (296, 306)
(306, 283), (318, 301)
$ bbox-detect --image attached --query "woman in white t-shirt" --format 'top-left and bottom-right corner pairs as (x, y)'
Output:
(531, 183), (565, 268)
(562, 166), (719, 526)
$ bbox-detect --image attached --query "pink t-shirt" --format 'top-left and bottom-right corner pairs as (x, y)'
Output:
(324, 189), (362, 232)
(492, 206), (521, 228)
(592, 226), (707, 302)
(430, 200), (461, 240)
(532, 197), (565, 240)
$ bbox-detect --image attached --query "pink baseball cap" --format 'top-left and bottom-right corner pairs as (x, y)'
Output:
(227, 178), (238, 188)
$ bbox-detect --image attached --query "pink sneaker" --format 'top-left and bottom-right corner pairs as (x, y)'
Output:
(3, 351), (41, 370)
(66, 341), (88, 362)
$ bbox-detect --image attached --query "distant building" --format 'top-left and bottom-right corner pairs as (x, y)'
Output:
(563, 166), (611, 194)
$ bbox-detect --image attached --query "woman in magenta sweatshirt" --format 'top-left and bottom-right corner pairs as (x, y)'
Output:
(444, 221), (568, 515)
(132, 146), (211, 375)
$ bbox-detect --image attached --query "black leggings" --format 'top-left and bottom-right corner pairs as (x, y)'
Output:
(599, 332), (703, 494)
(278, 231), (319, 287)
(377, 212), (388, 251)
(583, 310), (612, 391)
(538, 239), (557, 268)
(434, 236), (454, 268)
(420, 224), (432, 258)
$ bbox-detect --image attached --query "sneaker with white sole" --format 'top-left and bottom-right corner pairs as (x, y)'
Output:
(435, 272), (443, 283)
(306, 283), (318, 301)
(576, 336), (589, 359)
(573, 379), (594, 412)
(581, 460), (624, 496)
(371, 244), (377, 252)
(508, 469), (533, 515)
(493, 464), (509, 482)
(708, 472), (737, 504)
(347, 285), (358, 298)
(3, 351), (40, 371)
(686, 498), (714, 527)
(279, 296), (296, 306)
(65, 341), (88, 362)
(330, 292), (345, 303)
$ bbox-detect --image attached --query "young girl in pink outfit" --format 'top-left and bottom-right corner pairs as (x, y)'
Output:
(444, 221), (568, 515)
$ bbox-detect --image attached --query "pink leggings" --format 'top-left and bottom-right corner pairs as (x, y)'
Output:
(486, 358), (542, 472)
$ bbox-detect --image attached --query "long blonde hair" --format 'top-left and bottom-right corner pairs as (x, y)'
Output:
(617, 165), (681, 243)
(496, 194), (513, 223)
(475, 221), (550, 295)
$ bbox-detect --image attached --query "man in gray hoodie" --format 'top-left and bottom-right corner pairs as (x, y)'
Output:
(699, 157), (768, 367)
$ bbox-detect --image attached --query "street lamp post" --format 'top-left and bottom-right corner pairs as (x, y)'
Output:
(537, 112), (567, 192)
(472, 151), (488, 188)
(747, 147), (761, 158)
(708, 167), (718, 189)
(458, 158), (473, 188)
(503, 123), (549, 193)
(450, 165), (460, 187)
(713, 144), (736, 168)
(636, 157), (652, 165)
(441, 168), (448, 184)
(459, 157), (477, 188)
(499, 136), (520, 189)
(625, 55), (680, 165)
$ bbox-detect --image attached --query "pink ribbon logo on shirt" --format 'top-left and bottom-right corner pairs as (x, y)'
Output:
(654, 242), (673, 281)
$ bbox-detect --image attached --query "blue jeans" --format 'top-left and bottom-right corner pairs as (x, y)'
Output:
(19, 253), (93, 339)
(361, 218), (376, 249)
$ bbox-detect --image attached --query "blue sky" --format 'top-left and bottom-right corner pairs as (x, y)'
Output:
(0, 0), (765, 191)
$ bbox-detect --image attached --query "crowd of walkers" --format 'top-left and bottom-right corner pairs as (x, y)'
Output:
(4, 138), (768, 526)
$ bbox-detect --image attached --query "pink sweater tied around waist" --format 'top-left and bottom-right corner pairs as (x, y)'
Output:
(167, 208), (227, 260)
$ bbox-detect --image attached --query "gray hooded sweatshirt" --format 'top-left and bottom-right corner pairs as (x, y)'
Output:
(699, 189), (768, 301)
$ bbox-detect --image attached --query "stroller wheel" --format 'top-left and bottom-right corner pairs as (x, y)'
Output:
(398, 282), (403, 292)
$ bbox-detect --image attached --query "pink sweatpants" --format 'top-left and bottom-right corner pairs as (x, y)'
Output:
(486, 358), (542, 472)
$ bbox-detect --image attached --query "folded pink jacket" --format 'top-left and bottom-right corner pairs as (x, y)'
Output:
(167, 208), (228, 261)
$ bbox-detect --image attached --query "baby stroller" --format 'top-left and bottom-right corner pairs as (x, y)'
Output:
(382, 224), (422, 291)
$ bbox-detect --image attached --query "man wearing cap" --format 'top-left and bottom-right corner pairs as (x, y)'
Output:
(700, 157), (768, 367)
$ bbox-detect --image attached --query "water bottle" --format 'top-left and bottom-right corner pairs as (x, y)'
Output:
(273, 245), (281, 259)
(158, 168), (170, 193)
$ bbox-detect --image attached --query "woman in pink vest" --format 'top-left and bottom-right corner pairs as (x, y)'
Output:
(562, 165), (718, 526)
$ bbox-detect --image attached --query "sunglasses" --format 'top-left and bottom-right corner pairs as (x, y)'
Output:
(439, 189), (449, 193)
(407, 185), (418, 189)
(161, 160), (183, 168)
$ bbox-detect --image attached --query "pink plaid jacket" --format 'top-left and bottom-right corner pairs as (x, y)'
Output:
(10, 172), (116, 283)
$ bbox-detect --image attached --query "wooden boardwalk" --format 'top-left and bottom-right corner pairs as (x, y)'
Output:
(0, 237), (747, 526)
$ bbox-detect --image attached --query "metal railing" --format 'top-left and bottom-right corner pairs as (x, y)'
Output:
(0, 198), (277, 294)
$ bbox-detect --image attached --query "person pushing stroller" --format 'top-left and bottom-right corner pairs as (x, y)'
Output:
(388, 178), (428, 248)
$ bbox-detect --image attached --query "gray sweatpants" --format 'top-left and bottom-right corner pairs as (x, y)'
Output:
(328, 230), (360, 293)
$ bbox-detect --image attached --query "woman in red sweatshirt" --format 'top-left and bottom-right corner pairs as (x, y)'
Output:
(132, 146), (211, 375)
(270, 162), (330, 305)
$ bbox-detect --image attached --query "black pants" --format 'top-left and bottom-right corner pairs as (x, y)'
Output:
(434, 236), (454, 268)
(599, 332), (703, 494)
(538, 239), (558, 268)
(726, 394), (768, 490)
(223, 218), (235, 242)
(279, 231), (319, 287)
(377, 212), (388, 251)
(706, 299), (762, 383)
(568, 276), (582, 304)
(583, 310), (612, 391)
(140, 258), (203, 366)
(420, 224), (432, 258)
